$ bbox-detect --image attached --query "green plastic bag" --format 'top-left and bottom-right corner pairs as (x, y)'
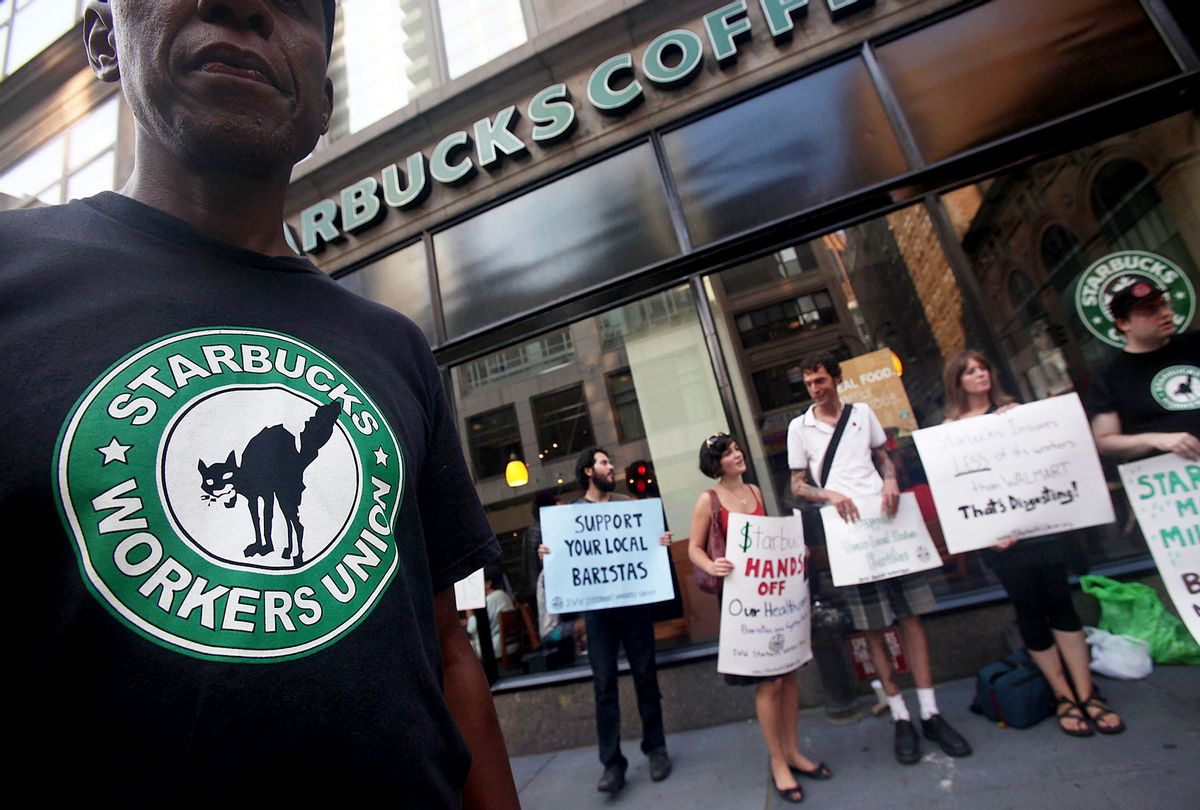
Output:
(1080, 576), (1200, 665)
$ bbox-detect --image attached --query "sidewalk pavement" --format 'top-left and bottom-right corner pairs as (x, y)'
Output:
(510, 667), (1198, 809)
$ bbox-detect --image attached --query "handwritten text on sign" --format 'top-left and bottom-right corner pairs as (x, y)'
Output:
(541, 498), (673, 612)
(823, 494), (942, 586)
(718, 514), (812, 677)
(912, 394), (1115, 553)
(1118, 454), (1200, 645)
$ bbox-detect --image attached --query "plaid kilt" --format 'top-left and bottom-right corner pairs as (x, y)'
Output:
(842, 572), (936, 631)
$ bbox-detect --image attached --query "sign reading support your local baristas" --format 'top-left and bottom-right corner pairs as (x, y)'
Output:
(912, 393), (1115, 553)
(718, 514), (811, 677)
(1118, 453), (1200, 645)
(541, 499), (673, 612)
(823, 493), (942, 587)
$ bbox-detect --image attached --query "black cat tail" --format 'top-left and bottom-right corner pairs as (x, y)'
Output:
(298, 400), (342, 467)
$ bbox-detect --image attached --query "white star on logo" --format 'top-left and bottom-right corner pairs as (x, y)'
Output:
(1092, 316), (1102, 324)
(97, 438), (132, 465)
(374, 447), (389, 466)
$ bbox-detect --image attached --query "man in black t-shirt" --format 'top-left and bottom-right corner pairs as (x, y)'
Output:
(1090, 278), (1200, 461)
(0, 1), (516, 805)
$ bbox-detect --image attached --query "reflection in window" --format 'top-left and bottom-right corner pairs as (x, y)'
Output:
(736, 291), (837, 349)
(599, 287), (694, 351)
(719, 244), (819, 295)
(531, 385), (594, 462)
(336, 242), (436, 344)
(461, 329), (575, 393)
(1040, 225), (1085, 293)
(607, 369), (645, 443)
(0, 95), (119, 204)
(2, 0), (80, 78)
(1090, 159), (1170, 250)
(327, 0), (431, 137)
(466, 405), (523, 480)
(751, 364), (810, 414)
(439, 0), (527, 80)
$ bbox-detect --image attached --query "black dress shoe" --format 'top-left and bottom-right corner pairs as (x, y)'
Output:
(921, 714), (972, 757)
(894, 719), (920, 764)
(597, 764), (626, 793)
(648, 749), (672, 782)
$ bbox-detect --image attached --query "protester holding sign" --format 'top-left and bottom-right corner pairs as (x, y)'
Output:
(942, 350), (1122, 736)
(538, 447), (673, 794)
(789, 355), (971, 765)
(688, 433), (828, 805)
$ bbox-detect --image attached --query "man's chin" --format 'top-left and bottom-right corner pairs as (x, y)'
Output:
(174, 118), (310, 178)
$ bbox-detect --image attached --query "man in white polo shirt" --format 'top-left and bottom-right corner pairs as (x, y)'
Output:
(788, 354), (970, 765)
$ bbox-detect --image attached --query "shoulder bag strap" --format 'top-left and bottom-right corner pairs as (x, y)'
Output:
(816, 404), (853, 489)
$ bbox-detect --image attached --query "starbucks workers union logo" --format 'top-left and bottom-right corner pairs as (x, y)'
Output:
(54, 328), (404, 661)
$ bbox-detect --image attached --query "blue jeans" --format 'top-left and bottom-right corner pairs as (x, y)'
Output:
(585, 604), (666, 768)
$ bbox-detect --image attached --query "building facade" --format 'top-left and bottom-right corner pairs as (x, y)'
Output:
(3, 0), (1197, 706)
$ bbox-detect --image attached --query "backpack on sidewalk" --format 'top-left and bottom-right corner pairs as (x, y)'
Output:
(969, 649), (1054, 729)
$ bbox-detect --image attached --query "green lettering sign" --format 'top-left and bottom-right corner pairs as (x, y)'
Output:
(340, 177), (382, 234)
(381, 153), (429, 209)
(430, 131), (475, 185)
(473, 105), (528, 169)
(704, 1), (753, 63)
(587, 53), (644, 113)
(299, 199), (340, 253)
(759, 0), (809, 38)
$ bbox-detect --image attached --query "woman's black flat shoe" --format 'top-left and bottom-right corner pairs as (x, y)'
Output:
(790, 762), (833, 780)
(775, 784), (805, 804)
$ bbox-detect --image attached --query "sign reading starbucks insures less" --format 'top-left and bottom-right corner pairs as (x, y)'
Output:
(1074, 250), (1196, 348)
(294, 0), (877, 254)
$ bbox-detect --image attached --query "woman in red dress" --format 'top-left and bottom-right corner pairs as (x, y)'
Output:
(688, 433), (830, 804)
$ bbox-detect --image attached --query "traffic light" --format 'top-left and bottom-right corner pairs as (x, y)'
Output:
(626, 460), (659, 498)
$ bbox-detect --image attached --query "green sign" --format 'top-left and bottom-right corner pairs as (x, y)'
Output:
(54, 329), (404, 662)
(295, 0), (877, 253)
(1073, 250), (1196, 348)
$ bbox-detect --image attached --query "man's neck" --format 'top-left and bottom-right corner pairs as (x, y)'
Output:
(585, 485), (610, 503)
(814, 396), (843, 421)
(1123, 334), (1171, 355)
(122, 139), (295, 256)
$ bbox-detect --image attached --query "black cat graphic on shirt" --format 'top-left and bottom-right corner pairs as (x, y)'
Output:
(198, 400), (342, 567)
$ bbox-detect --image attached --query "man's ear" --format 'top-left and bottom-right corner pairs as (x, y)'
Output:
(84, 1), (120, 83)
(321, 77), (334, 135)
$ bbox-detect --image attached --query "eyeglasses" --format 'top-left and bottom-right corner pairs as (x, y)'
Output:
(705, 432), (729, 447)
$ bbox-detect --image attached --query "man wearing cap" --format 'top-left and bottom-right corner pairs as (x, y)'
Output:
(1090, 278), (1200, 461)
(0, 1), (517, 805)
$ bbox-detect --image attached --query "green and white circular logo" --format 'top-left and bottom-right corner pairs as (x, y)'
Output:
(1073, 250), (1195, 348)
(54, 328), (404, 662)
(1151, 365), (1200, 411)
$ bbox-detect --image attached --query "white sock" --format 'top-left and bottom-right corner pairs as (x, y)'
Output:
(887, 692), (911, 722)
(917, 687), (939, 720)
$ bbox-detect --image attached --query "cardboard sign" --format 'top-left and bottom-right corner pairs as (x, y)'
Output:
(453, 568), (485, 611)
(837, 348), (919, 432)
(717, 513), (812, 677)
(823, 493), (942, 586)
(1118, 454), (1200, 644)
(848, 628), (910, 680)
(541, 498), (673, 612)
(912, 394), (1115, 553)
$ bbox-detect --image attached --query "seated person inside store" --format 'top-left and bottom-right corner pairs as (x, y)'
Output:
(788, 355), (972, 765)
(0, 1), (516, 805)
(467, 564), (520, 659)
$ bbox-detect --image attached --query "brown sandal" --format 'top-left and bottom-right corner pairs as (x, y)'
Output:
(1080, 694), (1125, 735)
(1054, 696), (1092, 737)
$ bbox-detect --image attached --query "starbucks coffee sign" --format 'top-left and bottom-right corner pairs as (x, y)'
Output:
(1074, 250), (1196, 348)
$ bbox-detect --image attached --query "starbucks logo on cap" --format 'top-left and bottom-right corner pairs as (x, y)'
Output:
(1073, 250), (1195, 348)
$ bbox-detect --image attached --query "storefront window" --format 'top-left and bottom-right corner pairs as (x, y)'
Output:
(0, 94), (119, 204)
(336, 241), (436, 345)
(942, 110), (1200, 570)
(465, 405), (523, 481)
(450, 286), (729, 637)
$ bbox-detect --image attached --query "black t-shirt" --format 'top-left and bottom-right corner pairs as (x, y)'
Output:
(1089, 332), (1200, 446)
(0, 193), (498, 804)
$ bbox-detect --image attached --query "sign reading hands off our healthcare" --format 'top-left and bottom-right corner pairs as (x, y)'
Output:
(717, 514), (811, 677)
(1118, 454), (1200, 645)
(823, 494), (942, 586)
(541, 498), (673, 612)
(912, 394), (1115, 554)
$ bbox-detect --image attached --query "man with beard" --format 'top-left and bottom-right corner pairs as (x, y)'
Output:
(540, 447), (672, 793)
(0, 1), (516, 805)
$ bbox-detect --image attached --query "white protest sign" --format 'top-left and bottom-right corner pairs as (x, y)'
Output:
(1118, 454), (1200, 645)
(453, 568), (485, 611)
(717, 514), (812, 677)
(912, 393), (1115, 553)
(823, 493), (943, 586)
(541, 498), (673, 612)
